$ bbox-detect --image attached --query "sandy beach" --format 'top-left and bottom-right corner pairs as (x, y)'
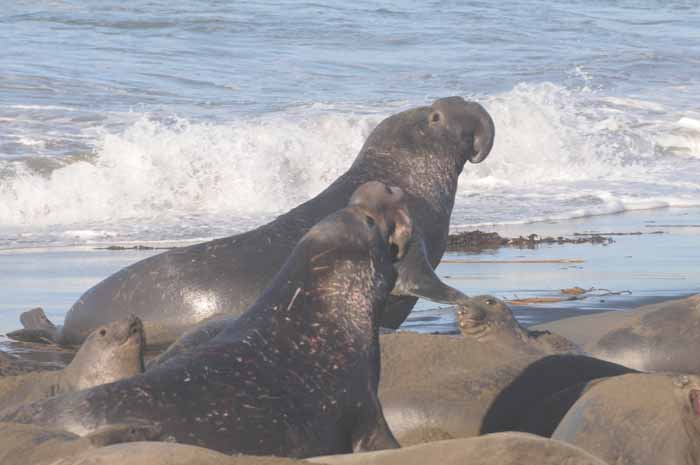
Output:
(1, 206), (697, 343)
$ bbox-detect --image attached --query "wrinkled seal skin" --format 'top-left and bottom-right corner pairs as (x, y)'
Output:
(1, 202), (411, 458)
(552, 373), (700, 465)
(0, 316), (144, 412)
(7, 97), (494, 348)
(457, 295), (579, 354)
(310, 432), (609, 465)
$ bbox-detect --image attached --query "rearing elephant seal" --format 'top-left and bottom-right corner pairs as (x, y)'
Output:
(0, 190), (416, 458)
(0, 316), (144, 412)
(8, 97), (495, 348)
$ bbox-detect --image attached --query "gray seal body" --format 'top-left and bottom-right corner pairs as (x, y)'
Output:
(8, 97), (494, 348)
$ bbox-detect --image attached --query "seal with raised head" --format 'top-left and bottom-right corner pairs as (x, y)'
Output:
(146, 181), (469, 369)
(8, 97), (495, 348)
(457, 295), (579, 354)
(0, 316), (144, 412)
(552, 373), (700, 465)
(0, 191), (415, 458)
(532, 294), (700, 373)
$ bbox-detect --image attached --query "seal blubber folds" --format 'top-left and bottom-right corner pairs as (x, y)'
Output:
(7, 97), (494, 348)
(0, 189), (419, 457)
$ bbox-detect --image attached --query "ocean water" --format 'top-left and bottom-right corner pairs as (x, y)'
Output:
(1, 1), (700, 249)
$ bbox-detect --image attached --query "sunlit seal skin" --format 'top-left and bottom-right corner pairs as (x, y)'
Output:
(0, 316), (144, 412)
(48, 442), (307, 465)
(0, 200), (416, 458)
(532, 295), (700, 373)
(147, 182), (470, 369)
(309, 432), (609, 465)
(457, 295), (579, 354)
(7, 97), (495, 348)
(552, 373), (700, 465)
(0, 422), (161, 465)
(377, 331), (634, 446)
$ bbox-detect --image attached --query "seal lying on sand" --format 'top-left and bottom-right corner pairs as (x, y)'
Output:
(456, 295), (579, 354)
(8, 97), (495, 348)
(47, 442), (308, 465)
(309, 432), (608, 465)
(0, 422), (161, 465)
(1, 191), (419, 458)
(0, 316), (144, 412)
(533, 295), (700, 373)
(552, 373), (700, 465)
(378, 331), (634, 446)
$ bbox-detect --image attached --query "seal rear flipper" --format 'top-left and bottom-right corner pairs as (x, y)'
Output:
(5, 328), (60, 345)
(6, 308), (61, 344)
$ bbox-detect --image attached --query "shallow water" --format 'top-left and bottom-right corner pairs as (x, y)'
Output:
(1, 1), (699, 248)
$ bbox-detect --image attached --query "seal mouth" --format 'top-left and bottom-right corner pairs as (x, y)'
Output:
(121, 315), (144, 346)
(468, 151), (488, 164)
(457, 317), (483, 329)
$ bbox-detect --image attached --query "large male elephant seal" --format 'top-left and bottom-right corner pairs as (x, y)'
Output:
(552, 373), (700, 465)
(8, 97), (494, 348)
(310, 433), (608, 465)
(533, 294), (700, 373)
(0, 193), (417, 458)
(0, 316), (144, 412)
(378, 330), (633, 446)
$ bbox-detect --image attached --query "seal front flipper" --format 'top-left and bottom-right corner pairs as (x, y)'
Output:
(392, 236), (468, 305)
(6, 308), (62, 344)
(351, 402), (400, 452)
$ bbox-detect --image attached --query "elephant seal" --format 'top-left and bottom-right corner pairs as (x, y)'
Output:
(552, 373), (700, 465)
(309, 432), (608, 465)
(8, 97), (494, 348)
(377, 332), (634, 446)
(0, 422), (161, 465)
(0, 316), (144, 411)
(456, 295), (579, 354)
(146, 182), (469, 369)
(0, 194), (415, 457)
(533, 294), (700, 373)
(48, 442), (308, 465)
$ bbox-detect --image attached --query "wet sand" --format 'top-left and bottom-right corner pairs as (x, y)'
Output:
(0, 207), (698, 345)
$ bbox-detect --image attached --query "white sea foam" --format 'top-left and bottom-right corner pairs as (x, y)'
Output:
(0, 82), (698, 247)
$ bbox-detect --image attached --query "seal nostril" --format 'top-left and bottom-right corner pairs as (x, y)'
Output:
(389, 243), (399, 261)
(365, 216), (375, 227)
(99, 329), (106, 337)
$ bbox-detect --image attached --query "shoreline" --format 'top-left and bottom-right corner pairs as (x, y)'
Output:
(1, 206), (698, 337)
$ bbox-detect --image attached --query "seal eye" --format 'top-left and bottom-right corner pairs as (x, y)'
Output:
(485, 299), (496, 305)
(99, 329), (107, 336)
(389, 243), (400, 261)
(365, 216), (375, 228)
(431, 112), (441, 123)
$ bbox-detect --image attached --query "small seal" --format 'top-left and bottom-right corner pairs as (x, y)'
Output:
(1, 187), (417, 458)
(8, 97), (495, 348)
(0, 316), (144, 411)
(456, 295), (579, 353)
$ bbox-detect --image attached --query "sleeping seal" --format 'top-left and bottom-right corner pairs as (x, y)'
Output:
(0, 189), (416, 458)
(8, 97), (495, 348)
(533, 295), (700, 373)
(552, 373), (700, 465)
(0, 316), (144, 412)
